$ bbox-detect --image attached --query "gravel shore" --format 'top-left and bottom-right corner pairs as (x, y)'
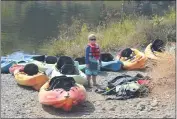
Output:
(1, 57), (175, 118)
(1, 45), (176, 118)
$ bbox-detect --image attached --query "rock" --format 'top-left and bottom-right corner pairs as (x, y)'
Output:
(31, 99), (34, 101)
(26, 110), (32, 113)
(16, 111), (20, 114)
(162, 114), (170, 118)
(151, 100), (158, 107)
(137, 104), (146, 111)
(102, 107), (106, 110)
(147, 107), (155, 112)
(96, 102), (101, 106)
(110, 107), (115, 111)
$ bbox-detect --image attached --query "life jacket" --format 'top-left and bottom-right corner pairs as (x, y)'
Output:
(88, 43), (100, 60)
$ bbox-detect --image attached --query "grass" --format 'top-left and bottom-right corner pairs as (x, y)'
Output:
(40, 8), (176, 58)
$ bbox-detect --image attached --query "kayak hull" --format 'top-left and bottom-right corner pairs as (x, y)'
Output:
(50, 67), (87, 86)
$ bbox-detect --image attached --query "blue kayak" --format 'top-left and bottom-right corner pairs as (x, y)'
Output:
(1, 61), (16, 73)
(1, 51), (44, 73)
(79, 60), (123, 72)
(101, 60), (123, 72)
(1, 51), (45, 63)
(6, 51), (41, 62)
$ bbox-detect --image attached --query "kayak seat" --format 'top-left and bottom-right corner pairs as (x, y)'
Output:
(45, 56), (58, 64)
(56, 56), (74, 70)
(60, 64), (80, 75)
(33, 55), (46, 62)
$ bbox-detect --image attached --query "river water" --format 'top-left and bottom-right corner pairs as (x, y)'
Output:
(1, 1), (174, 55)
(1, 1), (122, 55)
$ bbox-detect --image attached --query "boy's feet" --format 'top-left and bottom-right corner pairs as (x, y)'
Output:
(87, 83), (92, 88)
(93, 83), (98, 86)
(93, 83), (100, 87)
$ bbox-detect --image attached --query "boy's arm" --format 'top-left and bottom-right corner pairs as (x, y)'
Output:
(85, 46), (90, 65)
(99, 47), (102, 65)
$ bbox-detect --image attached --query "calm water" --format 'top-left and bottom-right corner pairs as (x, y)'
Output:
(1, 1), (115, 55)
(1, 1), (174, 55)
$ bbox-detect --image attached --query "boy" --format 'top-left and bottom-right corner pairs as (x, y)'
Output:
(85, 34), (101, 87)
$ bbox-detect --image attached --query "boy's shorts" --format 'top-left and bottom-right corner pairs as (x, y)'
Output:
(85, 67), (99, 76)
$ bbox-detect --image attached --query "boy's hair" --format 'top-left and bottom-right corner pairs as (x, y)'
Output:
(88, 34), (96, 40)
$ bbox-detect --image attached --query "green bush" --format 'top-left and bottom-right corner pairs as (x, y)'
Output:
(40, 9), (175, 57)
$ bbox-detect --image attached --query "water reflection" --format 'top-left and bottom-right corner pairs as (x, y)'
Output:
(1, 1), (174, 55)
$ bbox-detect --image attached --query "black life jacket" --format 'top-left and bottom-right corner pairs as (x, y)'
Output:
(100, 53), (114, 62)
(47, 76), (76, 91)
(56, 56), (74, 70)
(60, 64), (79, 75)
(75, 57), (85, 64)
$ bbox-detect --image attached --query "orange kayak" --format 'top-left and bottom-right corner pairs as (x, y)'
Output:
(14, 70), (49, 91)
(116, 48), (147, 70)
(38, 77), (86, 111)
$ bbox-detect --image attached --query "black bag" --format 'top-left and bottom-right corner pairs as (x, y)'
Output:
(100, 53), (114, 62)
(60, 64), (79, 75)
(107, 74), (139, 89)
(151, 39), (164, 52)
(24, 63), (39, 76)
(75, 57), (85, 65)
(47, 76), (76, 91)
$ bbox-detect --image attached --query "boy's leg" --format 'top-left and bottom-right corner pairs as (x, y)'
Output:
(92, 75), (97, 86)
(87, 75), (92, 87)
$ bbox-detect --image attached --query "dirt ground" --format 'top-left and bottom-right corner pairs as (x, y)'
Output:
(1, 52), (176, 118)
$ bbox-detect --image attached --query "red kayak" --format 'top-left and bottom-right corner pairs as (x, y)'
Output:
(38, 76), (86, 111)
(9, 64), (24, 74)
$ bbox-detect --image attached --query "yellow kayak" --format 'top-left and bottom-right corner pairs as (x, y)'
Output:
(117, 48), (147, 70)
(14, 70), (49, 91)
(144, 43), (167, 60)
